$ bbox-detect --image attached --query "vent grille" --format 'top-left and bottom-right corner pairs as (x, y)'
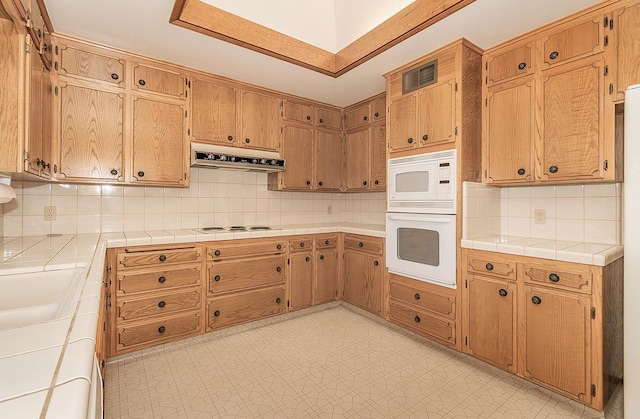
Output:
(402, 60), (438, 94)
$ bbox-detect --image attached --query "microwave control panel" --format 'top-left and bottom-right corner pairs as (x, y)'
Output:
(437, 161), (454, 199)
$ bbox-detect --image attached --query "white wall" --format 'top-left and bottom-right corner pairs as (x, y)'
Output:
(1, 168), (386, 236)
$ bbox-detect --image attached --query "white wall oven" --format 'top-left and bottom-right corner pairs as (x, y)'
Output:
(386, 150), (457, 288)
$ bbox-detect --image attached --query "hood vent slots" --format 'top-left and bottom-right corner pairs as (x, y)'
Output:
(190, 143), (285, 172)
(402, 59), (438, 94)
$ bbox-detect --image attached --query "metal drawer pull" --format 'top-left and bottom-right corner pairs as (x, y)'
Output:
(159, 254), (167, 262)
(499, 289), (508, 297)
(158, 276), (166, 283)
(358, 242), (364, 248)
(414, 293), (420, 300)
(275, 297), (282, 304)
(276, 266), (282, 272)
(158, 301), (166, 308)
(214, 275), (221, 282)
(319, 255), (325, 260)
(213, 310), (220, 317)
(549, 51), (559, 60)
(158, 326), (166, 333)
(549, 273), (560, 282)
(305, 256), (310, 262)
(214, 250), (221, 256)
(414, 316), (421, 323)
(518, 62), (526, 70)
(485, 263), (493, 271)
(531, 296), (542, 305)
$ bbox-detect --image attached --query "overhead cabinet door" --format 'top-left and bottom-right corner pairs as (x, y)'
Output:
(191, 79), (237, 146)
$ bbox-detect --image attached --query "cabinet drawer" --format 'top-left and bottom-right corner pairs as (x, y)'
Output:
(117, 288), (201, 321)
(486, 43), (534, 85)
(115, 311), (201, 353)
(208, 255), (286, 295)
(117, 265), (201, 294)
(522, 264), (592, 294)
(207, 286), (286, 331)
(132, 64), (186, 98)
(58, 44), (125, 85)
(466, 252), (516, 280)
(344, 236), (383, 254)
(315, 235), (337, 249)
(542, 18), (603, 67)
(389, 281), (455, 319)
(290, 238), (313, 251)
(389, 302), (455, 346)
(117, 247), (202, 269)
(207, 240), (286, 259)
(345, 104), (370, 130)
(315, 107), (342, 130)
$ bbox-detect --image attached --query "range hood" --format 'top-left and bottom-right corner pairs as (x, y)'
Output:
(190, 143), (285, 173)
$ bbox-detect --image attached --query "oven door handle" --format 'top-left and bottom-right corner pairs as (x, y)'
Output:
(386, 213), (453, 223)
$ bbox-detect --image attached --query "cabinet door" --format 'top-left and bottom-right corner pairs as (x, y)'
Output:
(290, 252), (314, 311)
(465, 275), (516, 372)
(57, 83), (124, 181)
(314, 130), (342, 191)
(281, 125), (313, 190)
(343, 251), (381, 314)
(191, 79), (236, 146)
(418, 79), (456, 147)
(523, 285), (591, 403)
(370, 123), (386, 190)
(388, 94), (417, 152)
(541, 57), (603, 181)
(612, 3), (640, 101)
(344, 128), (370, 190)
(315, 248), (338, 304)
(345, 104), (370, 130)
(485, 43), (534, 86)
(371, 96), (386, 122)
(484, 78), (535, 183)
(542, 17), (603, 68)
(58, 44), (125, 86)
(132, 96), (186, 186)
(26, 47), (43, 176)
(41, 64), (52, 178)
(283, 100), (314, 125)
(241, 91), (279, 151)
(316, 107), (342, 130)
(132, 64), (186, 98)
(0, 18), (21, 173)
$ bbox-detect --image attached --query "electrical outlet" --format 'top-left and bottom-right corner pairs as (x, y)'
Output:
(44, 206), (57, 221)
(534, 209), (546, 224)
(327, 205), (332, 215)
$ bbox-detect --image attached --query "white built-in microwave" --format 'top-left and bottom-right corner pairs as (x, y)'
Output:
(387, 149), (456, 214)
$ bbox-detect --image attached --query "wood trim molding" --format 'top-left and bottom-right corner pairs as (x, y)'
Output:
(170, 0), (476, 78)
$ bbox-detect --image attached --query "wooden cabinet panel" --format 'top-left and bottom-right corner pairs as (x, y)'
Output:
(132, 96), (186, 185)
(315, 107), (342, 130)
(283, 100), (314, 125)
(523, 285), (591, 403)
(0, 18), (21, 173)
(522, 265), (592, 294)
(343, 251), (382, 314)
(117, 288), (201, 321)
(281, 125), (313, 189)
(612, 3), (640, 100)
(26, 47), (44, 176)
(115, 311), (201, 352)
(132, 64), (186, 98)
(41, 60), (52, 177)
(57, 83), (124, 181)
(207, 240), (285, 259)
(241, 91), (279, 151)
(207, 255), (286, 295)
(389, 94), (417, 152)
(314, 130), (342, 190)
(117, 247), (201, 269)
(484, 78), (535, 183)
(370, 96), (386, 121)
(117, 265), (201, 295)
(290, 238), (313, 251)
(58, 44), (124, 85)
(390, 281), (455, 319)
(191, 79), (237, 146)
(486, 43), (534, 85)
(541, 57), (603, 181)
(370, 123), (386, 190)
(207, 286), (286, 331)
(315, 248), (338, 304)
(345, 104), (369, 130)
(290, 252), (313, 310)
(389, 302), (455, 345)
(344, 235), (383, 254)
(418, 79), (456, 146)
(466, 275), (516, 371)
(542, 18), (603, 68)
(345, 128), (370, 190)
(315, 236), (337, 249)
(465, 250), (517, 280)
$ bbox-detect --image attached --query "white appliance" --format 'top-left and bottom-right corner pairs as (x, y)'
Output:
(190, 143), (285, 172)
(386, 149), (457, 288)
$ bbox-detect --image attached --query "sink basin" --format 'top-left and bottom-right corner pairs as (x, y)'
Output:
(0, 268), (85, 331)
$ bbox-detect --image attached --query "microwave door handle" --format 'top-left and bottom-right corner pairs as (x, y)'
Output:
(386, 214), (452, 223)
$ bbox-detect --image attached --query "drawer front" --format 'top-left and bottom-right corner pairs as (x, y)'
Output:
(486, 44), (534, 85)
(208, 255), (286, 294)
(115, 311), (201, 352)
(117, 265), (201, 294)
(290, 239), (313, 251)
(344, 236), (383, 254)
(389, 303), (455, 346)
(523, 265), (592, 294)
(389, 281), (455, 319)
(59, 45), (125, 85)
(207, 286), (286, 330)
(118, 247), (202, 269)
(315, 236), (337, 249)
(543, 18), (602, 67)
(207, 241), (286, 259)
(466, 253), (516, 280)
(117, 288), (201, 321)
(133, 64), (186, 98)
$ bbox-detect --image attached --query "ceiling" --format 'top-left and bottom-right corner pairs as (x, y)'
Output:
(45, 0), (602, 107)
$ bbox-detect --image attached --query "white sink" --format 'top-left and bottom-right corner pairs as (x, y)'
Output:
(0, 269), (85, 331)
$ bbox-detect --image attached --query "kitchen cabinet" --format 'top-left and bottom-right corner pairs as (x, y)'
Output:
(289, 238), (314, 311)
(315, 235), (339, 304)
(461, 249), (623, 410)
(540, 16), (604, 69)
(57, 42), (125, 86)
(0, 17), (22, 173)
(485, 42), (534, 86)
(388, 94), (416, 152)
(109, 244), (204, 355)
(191, 77), (237, 146)
(611, 1), (640, 101)
(240, 90), (280, 151)
(277, 124), (313, 190)
(314, 130), (342, 190)
(25, 37), (51, 177)
(132, 63), (187, 99)
(345, 103), (369, 130)
(289, 235), (339, 309)
(344, 128), (370, 191)
(315, 106), (342, 130)
(342, 234), (384, 316)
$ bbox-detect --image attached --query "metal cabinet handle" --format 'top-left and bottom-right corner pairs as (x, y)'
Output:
(373, 260), (379, 266)
(158, 326), (166, 333)
(213, 310), (220, 317)
(499, 289), (508, 297)
(414, 293), (420, 300)
(414, 316), (421, 323)
(319, 118), (324, 123)
(305, 256), (310, 262)
(276, 244), (282, 250)
(517, 168), (525, 176)
(319, 255), (325, 260)
(485, 263), (493, 271)
(422, 135), (429, 141)
(300, 242), (305, 247)
(110, 169), (118, 176)
(358, 242), (364, 248)
(306, 115), (311, 121)
(111, 73), (119, 80)
(158, 276), (166, 283)
(549, 51), (559, 60)
(549, 166), (558, 174)
(407, 138), (414, 144)
(227, 135), (233, 141)
(245, 138), (250, 144)
(531, 296), (542, 305)
(159, 254), (167, 262)
(214, 275), (221, 282)
(276, 266), (282, 272)
(214, 250), (221, 256)
(275, 297), (282, 304)
(138, 79), (146, 86)
(549, 273), (560, 282)
(137, 171), (145, 177)
(306, 180), (311, 186)
(518, 62), (527, 70)
(158, 301), (166, 308)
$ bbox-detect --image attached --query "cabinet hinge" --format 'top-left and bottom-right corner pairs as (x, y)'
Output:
(465, 279), (468, 288)
(185, 110), (187, 118)
(455, 83), (458, 92)
(609, 84), (614, 95)
(54, 86), (58, 96)
(603, 160), (609, 171)
(591, 384), (596, 397)
(485, 61), (488, 70)
(591, 307), (596, 319)
(604, 65), (609, 76)
(485, 76), (488, 84)
(454, 127), (458, 135)
(106, 266), (111, 273)
(610, 19), (614, 30)
(604, 16), (609, 27)
(604, 35), (609, 47)
(287, 300), (290, 307)
(287, 258), (290, 265)
(25, 43), (30, 53)
(465, 336), (468, 346)
(485, 98), (488, 106)
(24, 151), (29, 162)
(187, 128), (190, 136)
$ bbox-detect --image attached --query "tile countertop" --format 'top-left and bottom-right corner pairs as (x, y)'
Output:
(461, 235), (624, 266)
(0, 223), (384, 418)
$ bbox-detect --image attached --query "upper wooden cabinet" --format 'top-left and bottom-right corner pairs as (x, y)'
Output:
(132, 63), (187, 99)
(541, 16), (605, 69)
(191, 77), (237, 146)
(278, 124), (314, 190)
(485, 42), (534, 86)
(58, 43), (125, 86)
(240, 91), (280, 151)
(282, 99), (343, 131)
(0, 17), (23, 173)
(388, 94), (417, 152)
(282, 100), (314, 125)
(611, 1), (640, 101)
(344, 128), (370, 191)
(345, 104), (369, 130)
(370, 96), (386, 122)
(314, 130), (342, 191)
(315, 106), (342, 130)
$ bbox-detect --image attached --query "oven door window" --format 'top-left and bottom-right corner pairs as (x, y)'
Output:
(397, 228), (439, 266)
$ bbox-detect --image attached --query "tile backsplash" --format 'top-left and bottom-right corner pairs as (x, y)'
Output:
(1, 169), (386, 236)
(463, 181), (622, 244)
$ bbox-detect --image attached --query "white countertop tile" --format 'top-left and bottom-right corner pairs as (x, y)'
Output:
(0, 390), (47, 419)
(0, 319), (70, 359)
(0, 345), (62, 401)
(46, 379), (91, 419)
(56, 339), (95, 384)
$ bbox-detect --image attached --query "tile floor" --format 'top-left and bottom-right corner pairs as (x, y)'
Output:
(105, 305), (623, 418)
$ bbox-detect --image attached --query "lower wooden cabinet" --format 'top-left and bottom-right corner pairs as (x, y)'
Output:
(315, 246), (339, 304)
(207, 286), (286, 331)
(289, 251), (314, 310)
(115, 311), (201, 351)
(343, 234), (384, 315)
(290, 234), (339, 309)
